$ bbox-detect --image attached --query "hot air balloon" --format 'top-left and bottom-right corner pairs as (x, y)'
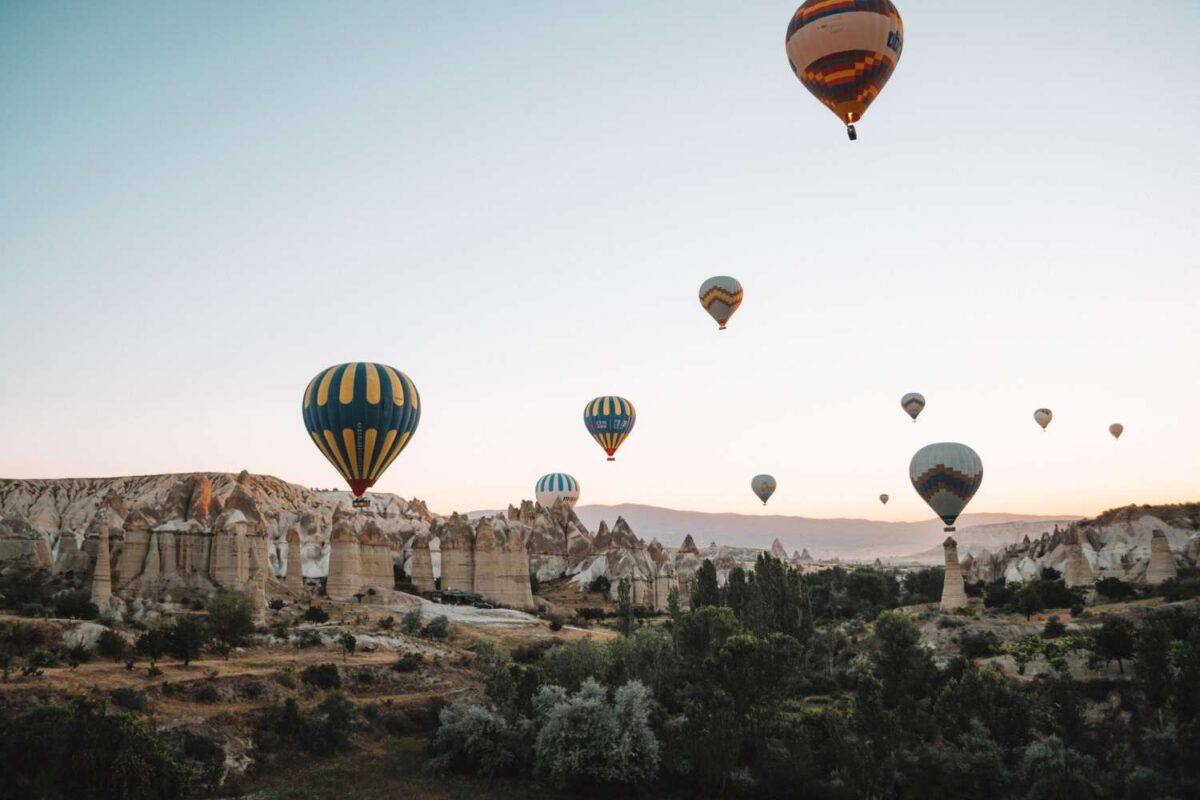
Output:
(785, 0), (905, 140)
(1109, 423), (1124, 440)
(909, 443), (983, 532)
(752, 474), (777, 506)
(879, 493), (889, 505)
(901, 392), (925, 422)
(584, 396), (636, 461)
(302, 362), (421, 508)
(536, 473), (581, 510)
(699, 276), (744, 330)
(1034, 408), (1053, 431)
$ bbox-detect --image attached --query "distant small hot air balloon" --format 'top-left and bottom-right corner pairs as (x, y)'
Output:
(752, 475), (777, 506)
(1034, 408), (1053, 432)
(1109, 423), (1124, 440)
(901, 393), (925, 422)
(909, 442), (983, 532)
(584, 396), (636, 461)
(879, 493), (889, 505)
(535, 473), (581, 509)
(785, 0), (905, 140)
(302, 362), (421, 508)
(698, 276), (744, 330)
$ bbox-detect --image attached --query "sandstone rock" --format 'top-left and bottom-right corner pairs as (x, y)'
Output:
(187, 475), (215, 525)
(940, 537), (968, 611)
(118, 509), (154, 588)
(409, 534), (436, 593)
(326, 523), (363, 602)
(770, 539), (788, 560)
(90, 512), (113, 608)
(285, 528), (305, 591)
(1063, 531), (1095, 588)
(438, 514), (475, 593)
(1144, 530), (1178, 585)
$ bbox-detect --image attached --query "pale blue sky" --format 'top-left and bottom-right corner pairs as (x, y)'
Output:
(2, 1), (1198, 520)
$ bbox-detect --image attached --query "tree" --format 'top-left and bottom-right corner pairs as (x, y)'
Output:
(96, 629), (127, 662)
(1134, 618), (1173, 711)
(1019, 736), (1103, 800)
(337, 632), (357, 660)
(0, 695), (187, 800)
(135, 628), (169, 665)
(167, 616), (209, 666)
(872, 611), (936, 706)
(206, 592), (255, 658)
(1042, 616), (1067, 639)
(616, 578), (634, 637)
(401, 607), (422, 635)
(1016, 584), (1045, 621)
(1091, 616), (1135, 674)
(691, 560), (721, 609)
(666, 587), (681, 619)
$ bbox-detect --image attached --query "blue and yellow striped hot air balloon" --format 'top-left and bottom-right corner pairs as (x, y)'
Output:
(584, 396), (636, 461)
(302, 363), (421, 507)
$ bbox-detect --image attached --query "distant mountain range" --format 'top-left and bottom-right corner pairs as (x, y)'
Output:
(560, 504), (1080, 560)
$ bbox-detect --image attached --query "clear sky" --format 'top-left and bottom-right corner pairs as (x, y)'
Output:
(2, 1), (1197, 521)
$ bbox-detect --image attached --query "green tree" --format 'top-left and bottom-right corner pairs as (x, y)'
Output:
(1016, 584), (1045, 620)
(0, 695), (186, 800)
(1133, 618), (1173, 711)
(872, 611), (936, 706)
(135, 628), (169, 665)
(691, 560), (721, 609)
(1091, 616), (1136, 674)
(1019, 736), (1103, 800)
(206, 591), (255, 658)
(337, 632), (357, 660)
(666, 587), (681, 619)
(167, 615), (209, 666)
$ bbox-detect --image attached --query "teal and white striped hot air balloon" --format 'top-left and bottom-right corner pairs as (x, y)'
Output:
(909, 443), (983, 532)
(535, 473), (580, 509)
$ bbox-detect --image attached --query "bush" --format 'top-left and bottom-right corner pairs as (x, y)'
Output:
(96, 628), (127, 661)
(18, 603), (49, 618)
(194, 683), (220, 703)
(960, 631), (1001, 659)
(548, 615), (564, 632)
(1043, 616), (1068, 639)
(110, 687), (148, 712)
(378, 615), (395, 630)
(54, 592), (99, 620)
(303, 605), (330, 623)
(422, 615), (450, 640)
(393, 652), (422, 673)
(338, 632), (357, 658)
(401, 608), (423, 635)
(135, 629), (170, 663)
(588, 575), (611, 596)
(576, 607), (607, 621)
(0, 696), (187, 799)
(301, 662), (342, 690)
(427, 703), (519, 777)
(207, 592), (256, 656)
(267, 598), (285, 611)
(1095, 578), (1137, 602)
(28, 649), (59, 669)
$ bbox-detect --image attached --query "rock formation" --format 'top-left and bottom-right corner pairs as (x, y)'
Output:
(769, 539), (788, 560)
(1063, 530), (1095, 588)
(409, 534), (436, 593)
(1145, 530), (1178, 585)
(673, 534), (702, 608)
(326, 522), (363, 602)
(940, 537), (968, 611)
(284, 528), (305, 591)
(438, 514), (475, 593)
(89, 512), (113, 608)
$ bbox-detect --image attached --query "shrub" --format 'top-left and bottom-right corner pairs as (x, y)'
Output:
(338, 632), (357, 659)
(1043, 616), (1068, 639)
(960, 631), (1001, 659)
(548, 615), (564, 632)
(401, 608), (423, 635)
(96, 628), (127, 661)
(393, 652), (422, 673)
(27, 649), (59, 669)
(303, 605), (330, 623)
(54, 592), (99, 620)
(194, 683), (220, 703)
(147, 665), (163, 678)
(576, 607), (607, 621)
(66, 642), (91, 669)
(268, 598), (285, 611)
(18, 603), (49, 618)
(110, 687), (148, 712)
(0, 696), (187, 799)
(588, 575), (611, 595)
(427, 703), (519, 777)
(295, 630), (322, 649)
(422, 615), (450, 640)
(207, 592), (255, 656)
(301, 662), (341, 690)
(135, 629), (170, 663)
(1095, 578), (1137, 602)
(378, 615), (395, 630)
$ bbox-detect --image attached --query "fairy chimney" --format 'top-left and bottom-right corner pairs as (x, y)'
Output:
(940, 536), (969, 611)
(1145, 530), (1178, 585)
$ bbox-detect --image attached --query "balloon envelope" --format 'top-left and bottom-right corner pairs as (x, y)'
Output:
(909, 443), (983, 532)
(785, 0), (904, 131)
(1034, 408), (1053, 431)
(584, 396), (636, 460)
(302, 362), (421, 496)
(1109, 423), (1124, 440)
(535, 473), (581, 510)
(901, 392), (925, 421)
(752, 474), (777, 505)
(699, 276), (744, 330)
(879, 493), (889, 505)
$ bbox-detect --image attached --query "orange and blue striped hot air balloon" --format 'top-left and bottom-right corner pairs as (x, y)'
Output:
(584, 396), (636, 461)
(785, 0), (904, 140)
(302, 362), (421, 506)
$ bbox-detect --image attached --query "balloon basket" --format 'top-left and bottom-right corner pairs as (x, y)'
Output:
(606, 457), (615, 462)
(944, 526), (956, 533)
(352, 497), (370, 509)
(846, 124), (857, 141)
